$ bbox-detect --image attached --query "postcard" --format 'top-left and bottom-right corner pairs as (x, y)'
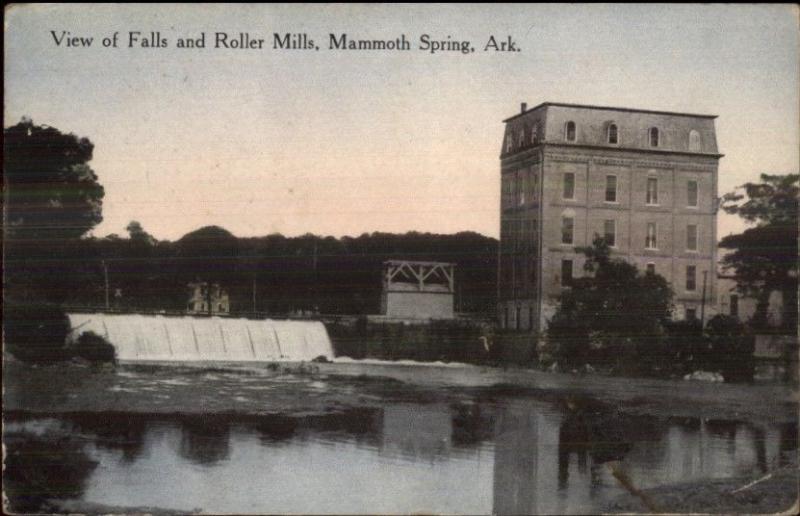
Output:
(4, 4), (798, 514)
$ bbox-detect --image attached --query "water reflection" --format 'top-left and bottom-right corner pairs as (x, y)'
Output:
(179, 416), (231, 465)
(4, 399), (796, 515)
(3, 427), (99, 513)
(70, 412), (147, 462)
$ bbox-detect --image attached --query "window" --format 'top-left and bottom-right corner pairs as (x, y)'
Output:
(604, 219), (616, 247)
(518, 171), (526, 206)
(516, 306), (521, 330)
(506, 133), (513, 153)
(531, 123), (539, 144)
(686, 265), (696, 291)
(646, 263), (656, 275)
(501, 175), (512, 209)
(529, 306), (534, 331)
(689, 130), (701, 152)
(608, 123), (618, 144)
(561, 216), (574, 245)
(503, 306), (509, 329)
(649, 127), (659, 147)
(730, 295), (739, 318)
(565, 121), (576, 142)
(605, 175), (617, 202)
(563, 172), (575, 200)
(687, 224), (698, 251)
(645, 223), (657, 249)
(685, 308), (697, 320)
(687, 180), (698, 207)
(561, 259), (573, 287)
(646, 177), (658, 205)
(518, 128), (526, 147)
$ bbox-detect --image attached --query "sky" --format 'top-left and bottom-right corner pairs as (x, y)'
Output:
(4, 4), (799, 241)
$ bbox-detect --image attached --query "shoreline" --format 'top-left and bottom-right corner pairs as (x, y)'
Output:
(4, 359), (796, 424)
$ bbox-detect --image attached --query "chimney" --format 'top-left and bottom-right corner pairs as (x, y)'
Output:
(521, 102), (527, 113)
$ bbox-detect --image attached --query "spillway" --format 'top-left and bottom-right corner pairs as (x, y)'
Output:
(66, 313), (334, 362)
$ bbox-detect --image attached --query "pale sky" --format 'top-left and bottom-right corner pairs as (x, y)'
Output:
(5, 4), (799, 241)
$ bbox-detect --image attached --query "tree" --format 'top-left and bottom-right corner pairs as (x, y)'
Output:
(126, 220), (156, 246)
(4, 118), (105, 242)
(720, 174), (798, 331)
(4, 119), (105, 303)
(547, 237), (674, 372)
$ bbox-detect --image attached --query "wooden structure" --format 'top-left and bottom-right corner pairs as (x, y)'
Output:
(381, 260), (456, 319)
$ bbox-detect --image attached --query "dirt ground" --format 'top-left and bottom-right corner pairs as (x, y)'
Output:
(604, 455), (799, 514)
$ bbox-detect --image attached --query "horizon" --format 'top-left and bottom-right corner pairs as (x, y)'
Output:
(4, 4), (798, 241)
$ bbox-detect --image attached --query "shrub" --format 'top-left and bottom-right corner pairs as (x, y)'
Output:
(706, 314), (755, 383)
(4, 303), (72, 363)
(73, 331), (117, 364)
(663, 318), (706, 374)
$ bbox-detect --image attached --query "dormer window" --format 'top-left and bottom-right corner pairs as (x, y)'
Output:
(608, 123), (618, 144)
(649, 127), (660, 147)
(565, 121), (576, 142)
(689, 130), (701, 152)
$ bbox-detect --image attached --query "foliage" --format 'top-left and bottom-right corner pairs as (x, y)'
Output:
(73, 331), (117, 364)
(4, 303), (72, 363)
(705, 314), (755, 383)
(4, 119), (105, 304)
(719, 174), (799, 331)
(663, 318), (706, 375)
(3, 118), (104, 242)
(8, 227), (498, 316)
(547, 237), (674, 371)
(3, 432), (98, 513)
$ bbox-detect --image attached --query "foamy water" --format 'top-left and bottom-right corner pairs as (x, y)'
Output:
(67, 313), (334, 362)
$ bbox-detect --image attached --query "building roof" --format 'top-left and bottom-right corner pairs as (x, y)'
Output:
(503, 101), (718, 123)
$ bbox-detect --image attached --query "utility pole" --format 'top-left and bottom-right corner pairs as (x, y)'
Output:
(700, 270), (708, 326)
(252, 273), (257, 313)
(312, 240), (319, 313)
(102, 260), (110, 310)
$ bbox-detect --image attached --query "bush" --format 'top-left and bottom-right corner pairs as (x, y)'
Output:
(73, 331), (117, 364)
(706, 314), (755, 383)
(663, 319), (706, 374)
(547, 311), (590, 368)
(4, 303), (72, 363)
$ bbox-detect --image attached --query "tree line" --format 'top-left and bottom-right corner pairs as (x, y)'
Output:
(6, 225), (499, 315)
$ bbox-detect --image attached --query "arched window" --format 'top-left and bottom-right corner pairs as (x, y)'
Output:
(607, 123), (618, 144)
(689, 130), (701, 152)
(565, 121), (576, 142)
(531, 123), (539, 144)
(518, 127), (526, 147)
(649, 127), (659, 147)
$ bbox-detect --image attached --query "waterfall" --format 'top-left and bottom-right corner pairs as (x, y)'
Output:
(66, 313), (334, 362)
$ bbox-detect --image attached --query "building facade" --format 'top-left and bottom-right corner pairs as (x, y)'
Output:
(187, 281), (231, 315)
(498, 102), (722, 332)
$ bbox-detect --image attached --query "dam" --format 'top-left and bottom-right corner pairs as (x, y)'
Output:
(66, 313), (334, 362)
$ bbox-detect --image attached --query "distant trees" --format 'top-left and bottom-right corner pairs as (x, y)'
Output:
(8, 226), (498, 316)
(719, 173), (799, 331)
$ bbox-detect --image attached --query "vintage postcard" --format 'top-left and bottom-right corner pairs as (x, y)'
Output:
(3, 4), (798, 514)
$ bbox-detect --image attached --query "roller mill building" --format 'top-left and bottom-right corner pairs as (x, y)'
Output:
(498, 102), (723, 332)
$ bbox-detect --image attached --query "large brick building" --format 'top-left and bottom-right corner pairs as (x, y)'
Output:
(498, 102), (722, 332)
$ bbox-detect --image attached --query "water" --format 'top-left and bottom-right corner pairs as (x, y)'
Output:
(5, 398), (795, 514)
(66, 313), (333, 362)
